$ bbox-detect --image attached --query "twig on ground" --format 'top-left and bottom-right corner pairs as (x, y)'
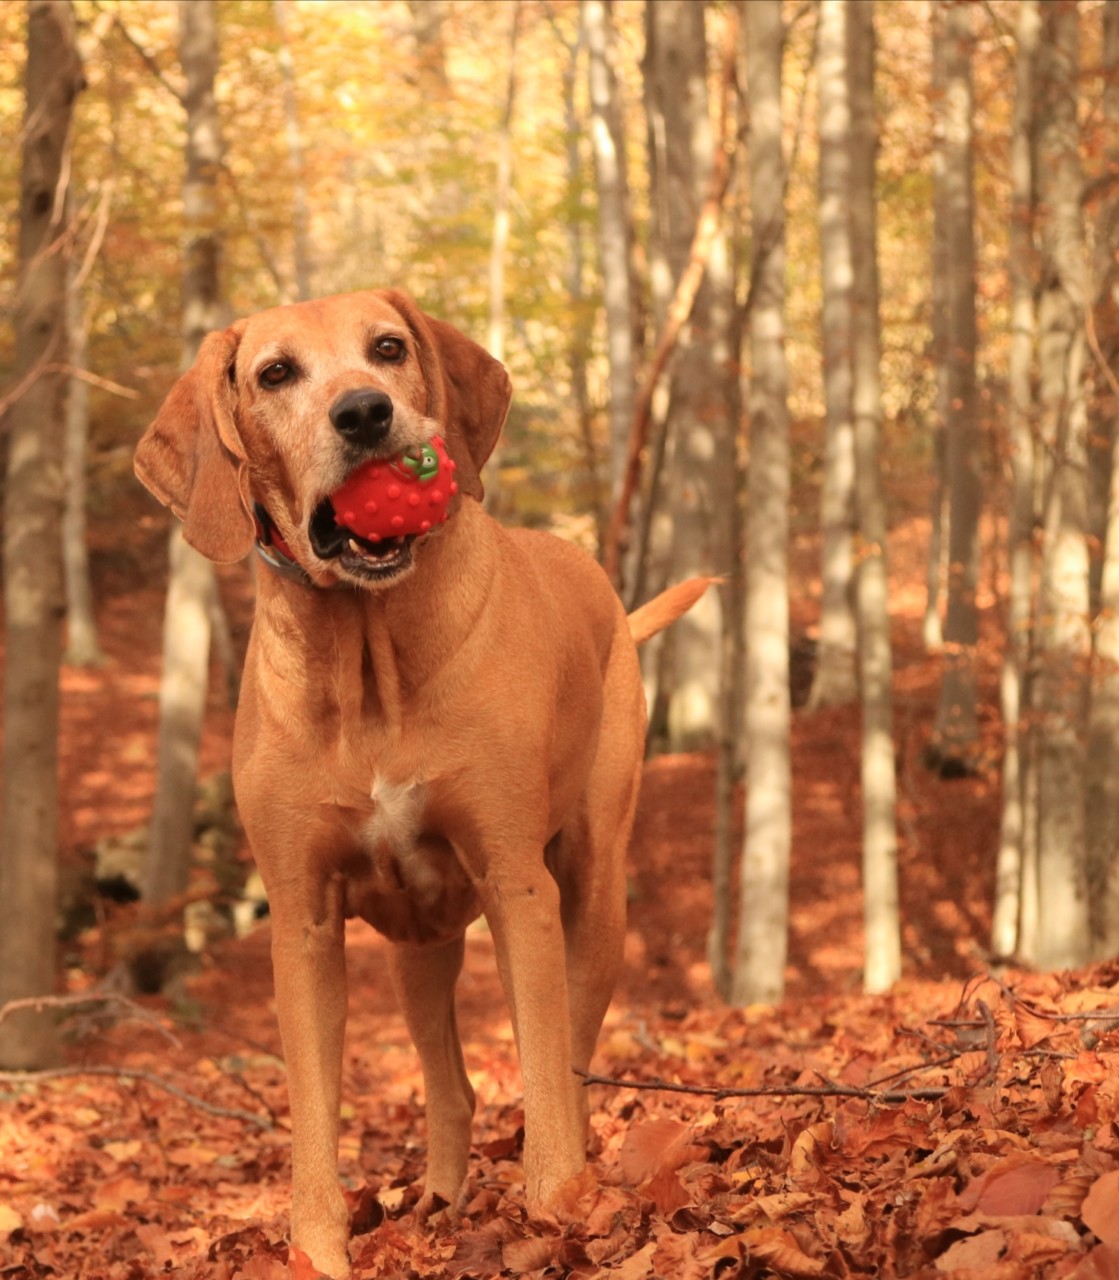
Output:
(575, 1067), (949, 1106)
(0, 1063), (272, 1130)
(0, 990), (180, 1046)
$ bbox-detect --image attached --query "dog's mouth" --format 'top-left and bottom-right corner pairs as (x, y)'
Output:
(308, 499), (416, 582)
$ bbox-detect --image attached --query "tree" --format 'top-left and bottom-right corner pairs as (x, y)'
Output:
(62, 216), (105, 667)
(1084, 0), (1119, 956)
(0, 0), (83, 1068)
(273, 0), (312, 302)
(848, 0), (901, 994)
(809, 0), (858, 710)
(732, 0), (791, 1005)
(643, 0), (729, 751)
(929, 0), (981, 774)
(991, 0), (1041, 959)
(144, 0), (224, 914)
(1026, 0), (1091, 970)
(583, 0), (639, 506)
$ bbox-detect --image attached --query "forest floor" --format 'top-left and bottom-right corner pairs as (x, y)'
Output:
(2, 485), (1119, 1279)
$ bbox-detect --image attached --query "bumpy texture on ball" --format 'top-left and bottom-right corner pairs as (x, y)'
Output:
(330, 436), (459, 542)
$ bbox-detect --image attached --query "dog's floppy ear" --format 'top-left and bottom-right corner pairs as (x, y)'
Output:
(382, 290), (512, 501)
(134, 325), (255, 564)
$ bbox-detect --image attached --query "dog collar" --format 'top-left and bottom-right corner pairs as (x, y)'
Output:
(253, 503), (319, 586)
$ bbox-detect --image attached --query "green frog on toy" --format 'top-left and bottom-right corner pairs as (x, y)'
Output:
(330, 434), (459, 544)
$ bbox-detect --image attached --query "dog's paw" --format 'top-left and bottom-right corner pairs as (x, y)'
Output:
(290, 1242), (350, 1280)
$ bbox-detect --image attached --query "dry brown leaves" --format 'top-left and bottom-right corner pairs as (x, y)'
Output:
(2, 965), (1119, 1278)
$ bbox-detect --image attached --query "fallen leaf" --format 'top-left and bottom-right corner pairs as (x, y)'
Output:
(618, 1118), (705, 1185)
(936, 1229), (1008, 1271)
(742, 1226), (827, 1276)
(962, 1154), (1063, 1216)
(1083, 1171), (1119, 1247)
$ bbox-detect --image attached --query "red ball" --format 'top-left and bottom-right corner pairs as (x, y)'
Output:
(330, 436), (459, 543)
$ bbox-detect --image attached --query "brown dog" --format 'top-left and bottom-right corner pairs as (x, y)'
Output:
(135, 290), (708, 1278)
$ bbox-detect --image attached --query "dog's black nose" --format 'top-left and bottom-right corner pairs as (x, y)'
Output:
(329, 388), (393, 448)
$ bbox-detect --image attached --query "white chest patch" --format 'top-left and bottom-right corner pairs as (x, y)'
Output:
(364, 775), (425, 854)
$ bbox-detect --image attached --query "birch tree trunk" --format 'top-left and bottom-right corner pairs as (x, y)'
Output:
(583, 0), (639, 505)
(930, 0), (981, 774)
(1028, 0), (1091, 971)
(644, 0), (728, 751)
(63, 241), (105, 667)
(144, 0), (224, 910)
(273, 0), (311, 302)
(732, 0), (791, 1006)
(848, 0), (901, 994)
(991, 0), (1040, 959)
(481, 0), (520, 512)
(1084, 0), (1119, 955)
(0, 0), (83, 1068)
(809, 0), (858, 709)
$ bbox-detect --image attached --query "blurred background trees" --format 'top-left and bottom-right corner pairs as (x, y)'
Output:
(2, 0), (1119, 1052)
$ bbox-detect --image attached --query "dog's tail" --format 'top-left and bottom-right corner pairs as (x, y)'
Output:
(627, 576), (720, 646)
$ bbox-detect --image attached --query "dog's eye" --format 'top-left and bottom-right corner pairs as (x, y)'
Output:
(372, 336), (406, 363)
(259, 362), (293, 388)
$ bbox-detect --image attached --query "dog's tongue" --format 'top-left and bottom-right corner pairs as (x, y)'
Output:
(331, 436), (458, 543)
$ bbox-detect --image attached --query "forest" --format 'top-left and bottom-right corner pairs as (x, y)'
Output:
(3, 0), (1119, 1276)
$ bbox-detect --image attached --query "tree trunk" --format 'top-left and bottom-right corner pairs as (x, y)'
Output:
(273, 0), (312, 302)
(809, 0), (858, 709)
(1084, 0), (1119, 956)
(481, 0), (521, 513)
(732, 0), (791, 1006)
(991, 0), (1040, 959)
(644, 0), (727, 751)
(560, 14), (602, 546)
(848, 0), (901, 994)
(930, 0), (981, 774)
(144, 0), (224, 910)
(1028, 0), (1091, 971)
(0, 0), (83, 1068)
(62, 237), (105, 667)
(583, 0), (639, 505)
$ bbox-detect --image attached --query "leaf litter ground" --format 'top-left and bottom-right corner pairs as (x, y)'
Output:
(1, 494), (1118, 1278)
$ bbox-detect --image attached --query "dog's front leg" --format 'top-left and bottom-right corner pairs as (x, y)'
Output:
(482, 862), (587, 1210)
(270, 884), (351, 1279)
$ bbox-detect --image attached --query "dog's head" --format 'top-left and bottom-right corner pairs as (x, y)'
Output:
(134, 290), (512, 588)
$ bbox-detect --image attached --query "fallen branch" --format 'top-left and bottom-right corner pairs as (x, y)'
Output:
(0, 1063), (272, 1130)
(575, 1067), (950, 1106)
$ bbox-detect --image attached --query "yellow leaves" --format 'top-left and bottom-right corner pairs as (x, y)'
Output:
(0, 1203), (23, 1240)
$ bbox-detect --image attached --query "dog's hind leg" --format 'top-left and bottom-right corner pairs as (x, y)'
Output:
(552, 638), (645, 1127)
(387, 935), (476, 1214)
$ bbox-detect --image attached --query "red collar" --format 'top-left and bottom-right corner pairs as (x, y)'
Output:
(252, 503), (316, 586)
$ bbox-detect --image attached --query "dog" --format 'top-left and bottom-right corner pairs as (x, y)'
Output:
(135, 290), (709, 1277)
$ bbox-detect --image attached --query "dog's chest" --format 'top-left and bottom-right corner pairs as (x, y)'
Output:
(364, 774), (425, 854)
(346, 773), (477, 943)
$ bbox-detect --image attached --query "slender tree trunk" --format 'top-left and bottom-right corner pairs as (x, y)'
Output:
(583, 0), (638, 504)
(273, 0), (311, 302)
(931, 0), (981, 774)
(809, 0), (858, 709)
(559, 15), (602, 546)
(1084, 0), (1119, 955)
(732, 0), (790, 1006)
(848, 0), (901, 994)
(1028, 0), (1091, 971)
(992, 0), (1040, 959)
(481, 0), (520, 512)
(643, 0), (727, 751)
(0, 0), (83, 1068)
(145, 0), (224, 909)
(62, 238), (105, 666)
